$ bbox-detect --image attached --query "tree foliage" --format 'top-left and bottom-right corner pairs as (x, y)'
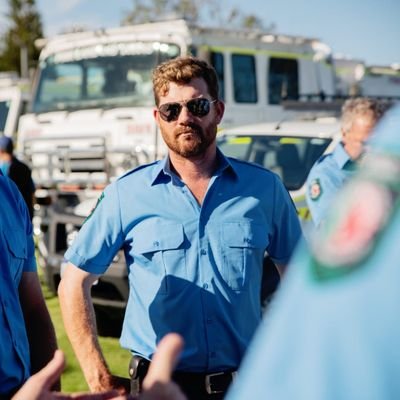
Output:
(0, 0), (43, 75)
(122, 0), (274, 31)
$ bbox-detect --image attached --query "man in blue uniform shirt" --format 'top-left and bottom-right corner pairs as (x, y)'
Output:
(0, 170), (58, 397)
(306, 97), (385, 227)
(227, 103), (400, 400)
(58, 56), (301, 399)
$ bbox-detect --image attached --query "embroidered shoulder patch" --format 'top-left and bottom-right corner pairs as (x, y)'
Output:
(83, 192), (105, 224)
(309, 178), (322, 201)
(310, 179), (393, 281)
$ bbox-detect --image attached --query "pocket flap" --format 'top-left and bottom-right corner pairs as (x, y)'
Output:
(133, 223), (184, 254)
(5, 230), (27, 259)
(223, 222), (267, 249)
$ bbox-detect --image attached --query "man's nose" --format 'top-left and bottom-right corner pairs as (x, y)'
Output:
(177, 104), (194, 122)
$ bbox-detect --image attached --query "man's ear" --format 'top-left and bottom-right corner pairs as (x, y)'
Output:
(341, 128), (348, 140)
(153, 108), (160, 124)
(215, 100), (225, 125)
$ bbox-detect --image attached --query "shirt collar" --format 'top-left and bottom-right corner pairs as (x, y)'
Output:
(150, 148), (237, 186)
(333, 142), (353, 169)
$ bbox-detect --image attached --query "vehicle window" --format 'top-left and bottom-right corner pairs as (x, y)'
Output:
(211, 51), (225, 101)
(39, 63), (82, 104)
(218, 134), (331, 190)
(33, 42), (180, 113)
(232, 54), (257, 103)
(268, 57), (299, 105)
(0, 100), (11, 132)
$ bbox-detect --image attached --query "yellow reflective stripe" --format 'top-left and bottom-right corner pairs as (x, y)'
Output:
(226, 137), (252, 144)
(297, 206), (312, 221)
(279, 137), (302, 144)
(292, 194), (306, 203)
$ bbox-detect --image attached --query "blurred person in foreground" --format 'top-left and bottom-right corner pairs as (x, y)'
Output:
(0, 136), (35, 220)
(227, 103), (400, 399)
(58, 56), (301, 399)
(306, 97), (387, 227)
(0, 169), (58, 397)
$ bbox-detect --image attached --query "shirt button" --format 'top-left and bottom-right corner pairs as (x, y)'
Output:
(200, 249), (207, 255)
(206, 318), (213, 324)
(203, 283), (208, 289)
(210, 351), (216, 358)
(153, 241), (160, 247)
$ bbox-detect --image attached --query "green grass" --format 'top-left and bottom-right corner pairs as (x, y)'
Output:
(41, 275), (131, 392)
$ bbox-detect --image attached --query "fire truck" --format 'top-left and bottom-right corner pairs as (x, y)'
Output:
(16, 18), (340, 334)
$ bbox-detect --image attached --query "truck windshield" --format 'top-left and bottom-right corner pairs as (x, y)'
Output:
(218, 134), (331, 191)
(32, 42), (180, 113)
(0, 100), (11, 132)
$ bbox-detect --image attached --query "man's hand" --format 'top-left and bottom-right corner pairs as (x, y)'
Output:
(13, 334), (186, 400)
(12, 350), (122, 400)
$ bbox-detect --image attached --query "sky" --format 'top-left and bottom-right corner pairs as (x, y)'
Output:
(0, 0), (399, 66)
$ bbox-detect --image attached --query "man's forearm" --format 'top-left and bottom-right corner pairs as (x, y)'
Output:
(25, 305), (58, 373)
(19, 272), (60, 389)
(58, 270), (114, 391)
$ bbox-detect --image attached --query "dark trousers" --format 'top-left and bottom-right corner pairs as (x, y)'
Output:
(129, 356), (235, 400)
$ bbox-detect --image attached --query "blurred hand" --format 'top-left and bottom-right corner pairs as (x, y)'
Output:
(140, 333), (186, 400)
(12, 334), (186, 400)
(12, 350), (123, 400)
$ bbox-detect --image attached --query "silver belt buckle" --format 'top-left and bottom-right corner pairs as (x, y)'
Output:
(205, 371), (237, 395)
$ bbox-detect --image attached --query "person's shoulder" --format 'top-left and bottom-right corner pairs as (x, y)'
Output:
(10, 157), (31, 174)
(0, 172), (19, 194)
(314, 151), (336, 170)
(307, 152), (337, 183)
(117, 160), (161, 181)
(0, 173), (28, 213)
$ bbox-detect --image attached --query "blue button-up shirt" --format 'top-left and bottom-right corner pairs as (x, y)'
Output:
(0, 172), (36, 394)
(65, 150), (301, 372)
(306, 142), (356, 227)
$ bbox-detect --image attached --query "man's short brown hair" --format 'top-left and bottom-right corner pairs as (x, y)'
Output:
(152, 56), (219, 106)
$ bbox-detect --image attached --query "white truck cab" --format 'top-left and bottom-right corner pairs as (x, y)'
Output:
(19, 18), (337, 179)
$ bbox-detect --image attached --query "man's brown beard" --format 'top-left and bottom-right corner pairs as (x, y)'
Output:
(163, 123), (216, 158)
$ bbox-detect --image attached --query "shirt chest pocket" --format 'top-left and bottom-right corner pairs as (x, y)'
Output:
(221, 222), (267, 291)
(132, 222), (186, 295)
(4, 229), (27, 284)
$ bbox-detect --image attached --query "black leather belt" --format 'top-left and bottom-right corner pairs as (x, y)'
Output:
(129, 355), (236, 396)
(173, 369), (237, 395)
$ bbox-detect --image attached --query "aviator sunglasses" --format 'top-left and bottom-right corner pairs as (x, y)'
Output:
(158, 98), (217, 122)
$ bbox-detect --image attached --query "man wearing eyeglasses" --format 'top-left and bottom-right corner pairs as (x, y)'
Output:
(58, 56), (302, 399)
